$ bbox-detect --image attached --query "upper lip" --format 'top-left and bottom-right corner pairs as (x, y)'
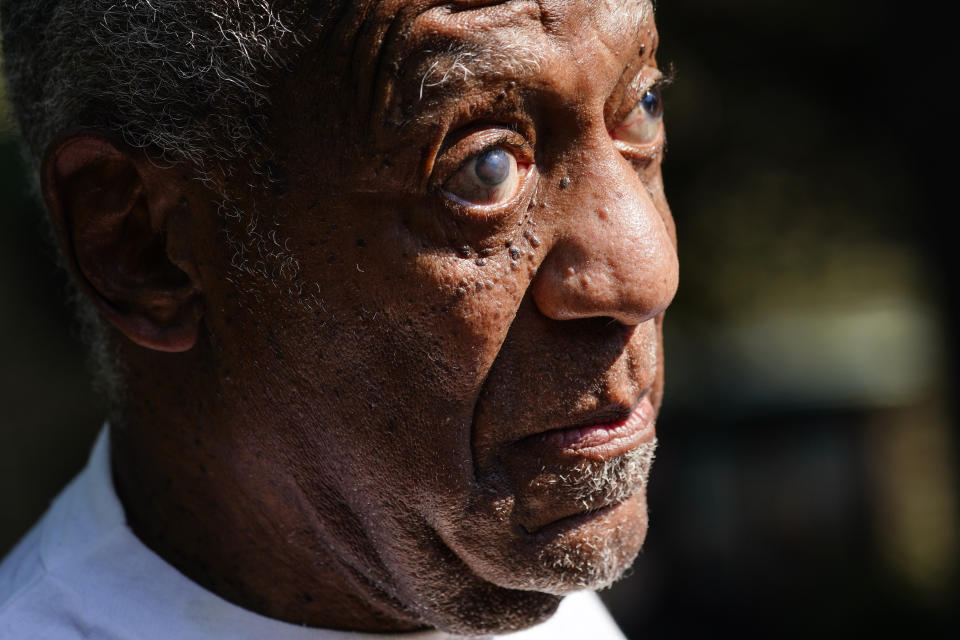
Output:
(517, 406), (629, 446)
(511, 387), (652, 448)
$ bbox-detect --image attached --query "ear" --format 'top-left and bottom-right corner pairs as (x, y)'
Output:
(42, 135), (204, 352)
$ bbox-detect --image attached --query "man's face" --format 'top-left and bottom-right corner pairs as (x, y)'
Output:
(200, 0), (677, 633)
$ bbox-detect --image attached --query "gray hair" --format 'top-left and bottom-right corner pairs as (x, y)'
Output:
(0, 0), (313, 178)
(0, 0), (323, 409)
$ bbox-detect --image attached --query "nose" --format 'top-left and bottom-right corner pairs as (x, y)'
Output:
(531, 146), (679, 326)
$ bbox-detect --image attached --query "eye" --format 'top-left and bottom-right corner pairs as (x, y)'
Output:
(442, 146), (526, 206)
(612, 86), (664, 146)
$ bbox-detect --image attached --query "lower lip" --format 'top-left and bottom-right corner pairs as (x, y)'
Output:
(538, 396), (656, 460)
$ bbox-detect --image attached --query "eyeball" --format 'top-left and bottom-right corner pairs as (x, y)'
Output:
(443, 147), (525, 206)
(612, 86), (664, 146)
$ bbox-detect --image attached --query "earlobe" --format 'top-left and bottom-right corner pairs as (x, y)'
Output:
(42, 135), (204, 352)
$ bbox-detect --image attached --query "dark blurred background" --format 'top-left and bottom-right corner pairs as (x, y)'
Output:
(2, 1), (957, 638)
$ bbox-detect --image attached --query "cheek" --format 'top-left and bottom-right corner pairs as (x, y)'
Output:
(385, 248), (536, 384)
(254, 206), (540, 452)
(365, 204), (539, 378)
(216, 192), (542, 472)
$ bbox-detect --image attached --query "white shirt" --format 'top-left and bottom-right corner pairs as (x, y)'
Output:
(0, 428), (627, 640)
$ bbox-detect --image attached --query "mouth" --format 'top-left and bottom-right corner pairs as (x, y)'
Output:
(503, 392), (659, 534)
(522, 392), (656, 462)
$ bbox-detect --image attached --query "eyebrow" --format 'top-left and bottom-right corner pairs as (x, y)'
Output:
(395, 0), (652, 99)
(415, 41), (545, 100)
(361, 0), (653, 132)
(364, 5), (548, 133)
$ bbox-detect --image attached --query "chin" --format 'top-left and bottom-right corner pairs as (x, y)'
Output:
(445, 487), (649, 592)
(446, 440), (655, 590)
(402, 492), (649, 636)
(518, 492), (650, 595)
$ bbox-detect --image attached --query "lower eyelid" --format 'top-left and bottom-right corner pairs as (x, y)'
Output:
(613, 131), (665, 162)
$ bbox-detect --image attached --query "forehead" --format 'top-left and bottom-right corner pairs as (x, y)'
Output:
(384, 0), (653, 84)
(276, 0), (658, 185)
(385, 0), (654, 46)
(322, 0), (657, 124)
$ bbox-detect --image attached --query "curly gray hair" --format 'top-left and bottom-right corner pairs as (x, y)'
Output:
(0, 0), (324, 408)
(0, 0), (316, 177)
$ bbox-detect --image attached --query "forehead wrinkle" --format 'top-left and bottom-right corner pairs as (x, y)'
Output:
(363, 2), (421, 130)
(400, 0), (652, 98)
(383, 1), (548, 118)
(615, 0), (652, 40)
(307, 1), (435, 135)
(345, 0), (533, 136)
(349, 0), (654, 141)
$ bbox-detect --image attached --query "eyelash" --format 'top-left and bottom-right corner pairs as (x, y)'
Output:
(618, 73), (670, 125)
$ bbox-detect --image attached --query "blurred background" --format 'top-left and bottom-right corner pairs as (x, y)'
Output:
(1, 1), (956, 638)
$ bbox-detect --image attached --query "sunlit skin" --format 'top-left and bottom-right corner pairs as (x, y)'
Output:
(42, 0), (677, 635)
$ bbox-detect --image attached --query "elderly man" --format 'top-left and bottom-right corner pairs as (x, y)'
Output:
(0, 0), (677, 637)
